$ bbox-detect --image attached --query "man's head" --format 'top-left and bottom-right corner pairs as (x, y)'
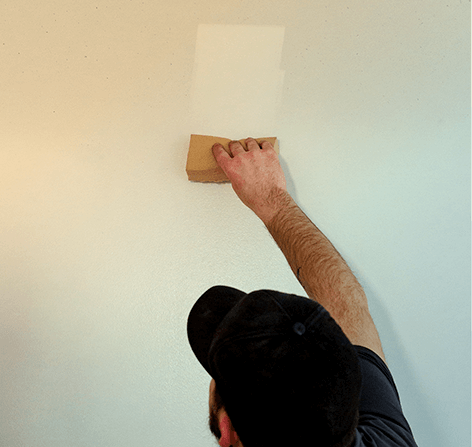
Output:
(187, 286), (362, 447)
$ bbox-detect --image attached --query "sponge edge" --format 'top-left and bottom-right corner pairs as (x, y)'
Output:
(186, 134), (279, 183)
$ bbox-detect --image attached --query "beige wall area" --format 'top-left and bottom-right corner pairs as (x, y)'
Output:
(1, 1), (470, 446)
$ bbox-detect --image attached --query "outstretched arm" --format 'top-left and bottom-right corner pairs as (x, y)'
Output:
(213, 138), (385, 362)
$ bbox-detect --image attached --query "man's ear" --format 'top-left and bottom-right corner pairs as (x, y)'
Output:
(218, 410), (240, 447)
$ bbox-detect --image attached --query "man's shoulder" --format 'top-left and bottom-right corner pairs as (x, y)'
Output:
(353, 346), (418, 447)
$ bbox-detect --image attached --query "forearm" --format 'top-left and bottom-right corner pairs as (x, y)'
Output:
(264, 191), (369, 337)
(213, 138), (384, 357)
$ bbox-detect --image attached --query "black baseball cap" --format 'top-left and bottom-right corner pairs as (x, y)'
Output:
(187, 285), (361, 446)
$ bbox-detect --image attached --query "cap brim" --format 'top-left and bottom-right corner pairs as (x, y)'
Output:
(187, 285), (246, 377)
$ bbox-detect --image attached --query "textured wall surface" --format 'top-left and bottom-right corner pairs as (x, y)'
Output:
(1, 1), (470, 446)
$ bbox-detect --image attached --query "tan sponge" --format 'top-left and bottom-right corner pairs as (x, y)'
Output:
(186, 134), (279, 183)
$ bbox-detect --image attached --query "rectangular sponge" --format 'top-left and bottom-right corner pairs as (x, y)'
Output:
(186, 134), (279, 183)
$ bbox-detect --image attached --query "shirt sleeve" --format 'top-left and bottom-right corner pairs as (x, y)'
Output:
(353, 346), (418, 447)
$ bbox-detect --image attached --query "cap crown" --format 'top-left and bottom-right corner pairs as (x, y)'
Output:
(209, 291), (361, 446)
(187, 287), (361, 447)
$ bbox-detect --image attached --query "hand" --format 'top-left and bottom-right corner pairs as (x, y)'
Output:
(212, 138), (288, 224)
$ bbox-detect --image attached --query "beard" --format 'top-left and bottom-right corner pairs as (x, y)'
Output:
(209, 402), (222, 441)
(209, 382), (224, 442)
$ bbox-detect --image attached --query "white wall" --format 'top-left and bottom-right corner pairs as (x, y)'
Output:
(1, 1), (469, 446)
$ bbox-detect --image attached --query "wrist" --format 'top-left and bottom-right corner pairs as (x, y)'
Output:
(258, 189), (293, 226)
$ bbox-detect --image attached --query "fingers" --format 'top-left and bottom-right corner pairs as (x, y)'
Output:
(228, 138), (272, 156)
(259, 140), (274, 151)
(229, 140), (247, 156)
(212, 143), (231, 172)
(213, 139), (252, 159)
(245, 138), (260, 152)
(247, 138), (274, 152)
(212, 138), (271, 164)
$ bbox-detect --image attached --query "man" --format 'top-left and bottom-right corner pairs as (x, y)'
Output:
(187, 138), (417, 447)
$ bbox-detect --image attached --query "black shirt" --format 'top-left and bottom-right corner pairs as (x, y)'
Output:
(353, 346), (418, 447)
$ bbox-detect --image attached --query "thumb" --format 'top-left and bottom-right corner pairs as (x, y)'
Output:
(212, 143), (231, 173)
